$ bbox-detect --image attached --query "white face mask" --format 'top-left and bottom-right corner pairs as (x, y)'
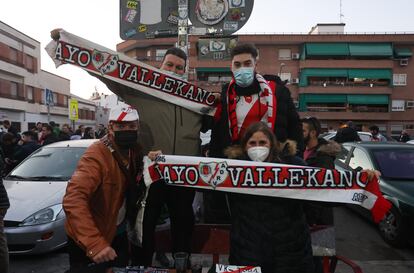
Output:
(247, 146), (270, 162)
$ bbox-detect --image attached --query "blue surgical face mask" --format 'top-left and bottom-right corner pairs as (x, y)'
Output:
(233, 67), (255, 87)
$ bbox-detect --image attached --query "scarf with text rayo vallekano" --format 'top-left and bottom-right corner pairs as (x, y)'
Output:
(143, 155), (392, 223)
(45, 29), (217, 116)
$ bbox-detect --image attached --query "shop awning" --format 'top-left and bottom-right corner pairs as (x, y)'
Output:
(305, 43), (350, 56)
(394, 48), (413, 58)
(347, 95), (389, 105)
(348, 43), (393, 57)
(348, 69), (392, 80)
(196, 67), (231, 73)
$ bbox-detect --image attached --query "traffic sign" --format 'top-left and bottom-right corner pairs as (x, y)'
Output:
(45, 88), (54, 106)
(69, 99), (79, 121)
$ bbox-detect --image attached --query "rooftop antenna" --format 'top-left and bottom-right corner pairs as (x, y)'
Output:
(339, 0), (345, 23)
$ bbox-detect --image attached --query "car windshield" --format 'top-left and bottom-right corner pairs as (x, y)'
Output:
(7, 147), (86, 181)
(372, 149), (414, 180)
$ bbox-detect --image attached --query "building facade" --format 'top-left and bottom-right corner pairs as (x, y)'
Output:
(0, 21), (96, 132)
(117, 24), (414, 137)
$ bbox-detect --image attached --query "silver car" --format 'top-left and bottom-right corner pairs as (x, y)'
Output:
(3, 139), (97, 254)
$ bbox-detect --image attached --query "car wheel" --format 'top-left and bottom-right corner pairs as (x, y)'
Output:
(378, 205), (407, 248)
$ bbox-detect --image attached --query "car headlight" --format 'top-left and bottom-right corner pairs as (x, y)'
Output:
(19, 204), (63, 226)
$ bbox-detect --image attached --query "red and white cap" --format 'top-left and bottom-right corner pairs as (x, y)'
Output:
(108, 106), (139, 122)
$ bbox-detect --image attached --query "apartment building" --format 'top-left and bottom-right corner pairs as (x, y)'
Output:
(0, 21), (96, 132)
(117, 24), (414, 137)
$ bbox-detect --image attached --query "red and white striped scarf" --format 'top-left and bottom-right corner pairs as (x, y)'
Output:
(227, 74), (277, 142)
(144, 155), (392, 224)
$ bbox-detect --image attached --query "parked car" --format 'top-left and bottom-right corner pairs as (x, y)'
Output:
(3, 139), (97, 254)
(321, 131), (372, 141)
(322, 131), (396, 142)
(406, 140), (414, 144)
(334, 142), (414, 247)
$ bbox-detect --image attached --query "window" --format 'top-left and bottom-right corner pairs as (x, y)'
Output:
(10, 82), (18, 97)
(53, 93), (58, 105)
(26, 55), (34, 72)
(337, 145), (352, 164)
(391, 100), (405, 112)
(63, 95), (68, 106)
(349, 148), (372, 170)
(10, 47), (18, 62)
(27, 86), (34, 101)
(41, 89), (45, 104)
(406, 101), (414, 109)
(155, 49), (167, 61)
(146, 50), (151, 57)
(8, 147), (88, 180)
(393, 74), (407, 86)
(278, 49), (291, 60)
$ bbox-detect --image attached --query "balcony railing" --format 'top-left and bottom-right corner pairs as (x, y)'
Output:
(308, 80), (390, 87)
(0, 93), (26, 101)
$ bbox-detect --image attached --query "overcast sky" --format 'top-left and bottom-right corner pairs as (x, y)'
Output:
(1, 0), (414, 99)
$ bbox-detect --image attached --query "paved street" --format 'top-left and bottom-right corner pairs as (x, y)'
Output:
(9, 207), (414, 273)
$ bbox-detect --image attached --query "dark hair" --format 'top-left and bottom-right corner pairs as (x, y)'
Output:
(369, 125), (379, 132)
(1, 132), (15, 142)
(42, 124), (53, 132)
(230, 43), (258, 59)
(21, 130), (37, 140)
(302, 117), (322, 137)
(49, 121), (56, 127)
(240, 122), (279, 162)
(162, 47), (187, 66)
(3, 120), (10, 126)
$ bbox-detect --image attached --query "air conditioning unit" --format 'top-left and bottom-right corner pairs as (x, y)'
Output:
(400, 59), (409, 66)
(291, 78), (300, 84)
(291, 53), (300, 60)
(406, 101), (414, 108)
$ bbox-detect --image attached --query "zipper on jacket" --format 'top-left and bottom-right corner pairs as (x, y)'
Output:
(180, 107), (183, 126)
(173, 106), (177, 154)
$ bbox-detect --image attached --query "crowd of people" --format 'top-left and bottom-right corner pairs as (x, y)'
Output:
(0, 121), (108, 177)
(0, 42), (412, 273)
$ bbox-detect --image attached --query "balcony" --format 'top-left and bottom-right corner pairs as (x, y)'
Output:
(300, 82), (392, 95)
(300, 59), (394, 69)
(300, 111), (391, 121)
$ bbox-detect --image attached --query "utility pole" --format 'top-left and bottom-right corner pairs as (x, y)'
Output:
(177, 0), (189, 80)
(339, 0), (345, 23)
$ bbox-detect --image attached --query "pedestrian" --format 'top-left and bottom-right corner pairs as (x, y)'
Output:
(10, 131), (41, 166)
(302, 117), (341, 273)
(1, 133), (18, 176)
(208, 43), (304, 223)
(41, 124), (59, 146)
(95, 124), (106, 139)
(82, 127), (95, 139)
(223, 122), (314, 273)
(210, 43), (304, 158)
(333, 122), (361, 143)
(0, 177), (9, 273)
(369, 125), (387, 142)
(2, 120), (18, 139)
(59, 124), (72, 141)
(35, 122), (43, 143)
(63, 106), (144, 273)
(398, 130), (410, 142)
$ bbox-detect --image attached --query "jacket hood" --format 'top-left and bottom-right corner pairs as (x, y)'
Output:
(224, 139), (297, 159)
(317, 138), (341, 157)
